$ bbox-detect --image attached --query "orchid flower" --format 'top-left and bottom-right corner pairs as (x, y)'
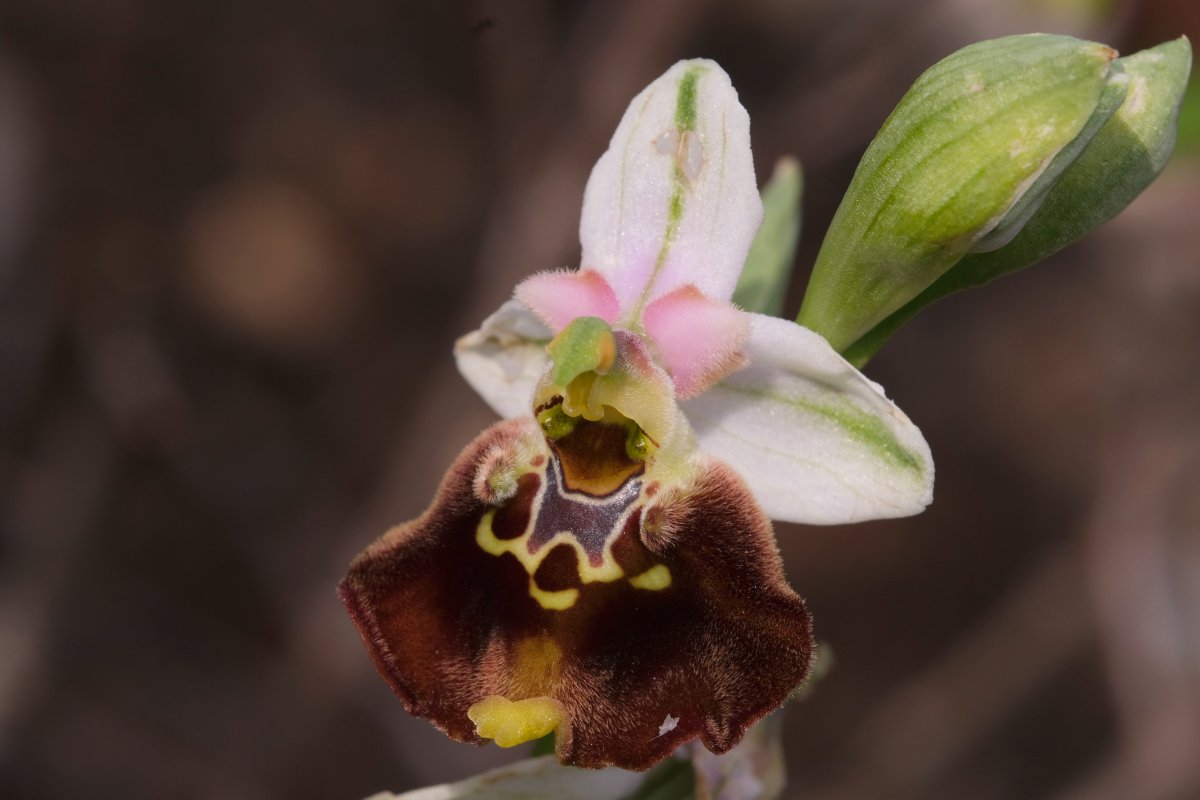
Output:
(339, 60), (933, 772)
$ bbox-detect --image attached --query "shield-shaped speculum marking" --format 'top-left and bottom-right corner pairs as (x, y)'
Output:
(477, 321), (677, 613)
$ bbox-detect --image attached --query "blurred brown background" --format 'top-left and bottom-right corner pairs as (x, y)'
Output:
(1, 1), (1197, 798)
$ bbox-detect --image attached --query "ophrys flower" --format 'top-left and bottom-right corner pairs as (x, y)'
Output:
(341, 60), (933, 771)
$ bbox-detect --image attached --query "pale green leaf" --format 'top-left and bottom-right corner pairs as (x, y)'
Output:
(733, 157), (802, 317)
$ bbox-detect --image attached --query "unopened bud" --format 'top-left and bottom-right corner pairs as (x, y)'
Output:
(800, 34), (1121, 351)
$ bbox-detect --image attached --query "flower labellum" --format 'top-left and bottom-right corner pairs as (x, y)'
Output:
(342, 60), (933, 771)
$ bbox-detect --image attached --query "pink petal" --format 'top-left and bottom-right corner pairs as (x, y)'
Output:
(515, 269), (620, 333)
(642, 285), (750, 398)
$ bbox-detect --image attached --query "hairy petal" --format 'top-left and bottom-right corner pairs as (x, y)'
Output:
(642, 285), (750, 399)
(682, 314), (934, 524)
(455, 301), (552, 418)
(516, 269), (621, 333)
(579, 59), (763, 317)
(340, 419), (813, 771)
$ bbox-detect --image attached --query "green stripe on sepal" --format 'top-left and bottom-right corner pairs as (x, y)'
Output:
(674, 67), (701, 131)
(734, 157), (803, 317)
(843, 36), (1192, 367)
(716, 382), (925, 472)
(798, 34), (1118, 352)
(638, 64), (709, 316)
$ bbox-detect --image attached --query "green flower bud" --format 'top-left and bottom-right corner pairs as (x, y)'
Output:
(842, 36), (1192, 366)
(799, 34), (1121, 352)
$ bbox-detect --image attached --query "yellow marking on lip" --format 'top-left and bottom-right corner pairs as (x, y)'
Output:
(629, 564), (672, 591)
(530, 583), (578, 610)
(510, 635), (563, 696)
(468, 695), (564, 748)
(476, 509), (627, 611)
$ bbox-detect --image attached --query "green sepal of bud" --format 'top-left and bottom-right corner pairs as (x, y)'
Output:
(546, 316), (617, 388)
(798, 34), (1119, 352)
(734, 157), (803, 317)
(842, 36), (1192, 367)
(969, 60), (1130, 254)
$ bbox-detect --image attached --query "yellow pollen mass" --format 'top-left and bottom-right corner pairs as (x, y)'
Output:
(468, 695), (564, 748)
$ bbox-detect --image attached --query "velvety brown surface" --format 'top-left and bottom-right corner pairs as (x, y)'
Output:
(340, 418), (813, 770)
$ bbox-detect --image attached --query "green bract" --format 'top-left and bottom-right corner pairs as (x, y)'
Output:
(734, 157), (803, 317)
(843, 36), (1193, 365)
(799, 34), (1134, 353)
